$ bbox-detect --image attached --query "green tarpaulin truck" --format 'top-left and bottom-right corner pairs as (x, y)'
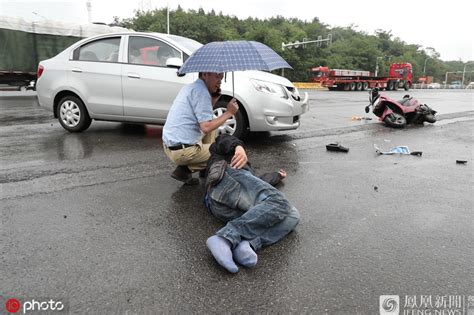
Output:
(0, 16), (128, 90)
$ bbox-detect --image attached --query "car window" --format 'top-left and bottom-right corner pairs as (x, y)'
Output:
(128, 36), (181, 67)
(73, 37), (121, 62)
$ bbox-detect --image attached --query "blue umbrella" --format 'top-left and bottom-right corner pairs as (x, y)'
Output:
(178, 40), (292, 74)
(178, 40), (292, 96)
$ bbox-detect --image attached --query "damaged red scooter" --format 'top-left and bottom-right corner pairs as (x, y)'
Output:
(365, 88), (437, 128)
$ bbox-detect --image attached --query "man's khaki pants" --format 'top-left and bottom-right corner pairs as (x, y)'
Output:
(163, 130), (217, 172)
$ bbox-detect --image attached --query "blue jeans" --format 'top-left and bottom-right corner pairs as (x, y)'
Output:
(207, 167), (300, 251)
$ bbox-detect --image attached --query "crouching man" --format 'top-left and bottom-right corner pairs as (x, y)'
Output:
(204, 134), (300, 273)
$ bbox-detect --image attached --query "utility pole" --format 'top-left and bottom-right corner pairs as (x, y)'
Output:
(86, 1), (92, 23)
(375, 56), (391, 76)
(461, 61), (474, 86)
(167, 2), (170, 34)
(423, 57), (431, 75)
(375, 56), (384, 77)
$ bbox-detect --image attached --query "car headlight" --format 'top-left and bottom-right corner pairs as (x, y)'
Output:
(250, 79), (288, 99)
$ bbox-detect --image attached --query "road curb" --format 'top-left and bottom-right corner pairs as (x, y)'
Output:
(0, 92), (37, 99)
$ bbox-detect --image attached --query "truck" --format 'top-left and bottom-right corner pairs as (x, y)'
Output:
(0, 15), (128, 90)
(310, 63), (413, 91)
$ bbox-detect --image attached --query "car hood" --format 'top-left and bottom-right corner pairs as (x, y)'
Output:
(234, 70), (294, 87)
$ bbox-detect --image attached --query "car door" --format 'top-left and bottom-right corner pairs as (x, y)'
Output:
(69, 36), (123, 116)
(122, 35), (195, 122)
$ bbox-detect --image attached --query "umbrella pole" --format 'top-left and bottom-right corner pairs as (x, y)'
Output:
(232, 72), (235, 97)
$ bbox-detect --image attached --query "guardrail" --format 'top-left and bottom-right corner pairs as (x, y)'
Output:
(412, 83), (473, 89)
(292, 82), (473, 90)
(292, 82), (325, 89)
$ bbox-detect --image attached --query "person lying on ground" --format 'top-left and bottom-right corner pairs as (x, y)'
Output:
(203, 134), (300, 273)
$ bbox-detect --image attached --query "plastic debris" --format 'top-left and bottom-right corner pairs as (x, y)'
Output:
(351, 116), (372, 121)
(374, 144), (422, 156)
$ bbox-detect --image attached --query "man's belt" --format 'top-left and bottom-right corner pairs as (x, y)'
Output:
(167, 143), (195, 151)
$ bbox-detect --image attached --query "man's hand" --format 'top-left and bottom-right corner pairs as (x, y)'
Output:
(226, 98), (239, 115)
(200, 98), (239, 134)
(230, 145), (247, 169)
(278, 169), (287, 179)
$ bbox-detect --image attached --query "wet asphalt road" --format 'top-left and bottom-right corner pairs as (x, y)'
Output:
(1, 90), (473, 314)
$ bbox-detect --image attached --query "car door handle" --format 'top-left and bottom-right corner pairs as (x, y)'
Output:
(127, 73), (140, 79)
(71, 68), (82, 73)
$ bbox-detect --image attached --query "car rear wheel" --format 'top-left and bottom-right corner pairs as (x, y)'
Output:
(57, 95), (91, 132)
(213, 101), (249, 139)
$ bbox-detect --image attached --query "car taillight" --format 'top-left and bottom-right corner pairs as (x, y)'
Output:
(37, 65), (44, 78)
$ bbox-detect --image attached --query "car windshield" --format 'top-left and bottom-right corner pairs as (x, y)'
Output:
(166, 34), (203, 53)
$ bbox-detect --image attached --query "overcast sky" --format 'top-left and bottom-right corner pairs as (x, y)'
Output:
(1, 0), (472, 62)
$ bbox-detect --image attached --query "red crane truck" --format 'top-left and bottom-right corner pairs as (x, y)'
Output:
(310, 63), (413, 91)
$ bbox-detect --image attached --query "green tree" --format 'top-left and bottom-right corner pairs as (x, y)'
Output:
(115, 7), (461, 83)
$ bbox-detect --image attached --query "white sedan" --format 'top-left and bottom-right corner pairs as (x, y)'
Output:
(36, 32), (309, 138)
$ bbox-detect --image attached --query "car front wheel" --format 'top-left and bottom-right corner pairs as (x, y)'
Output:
(57, 95), (92, 132)
(213, 102), (249, 139)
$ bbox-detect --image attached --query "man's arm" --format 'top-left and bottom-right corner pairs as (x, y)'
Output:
(199, 98), (239, 134)
(210, 134), (248, 169)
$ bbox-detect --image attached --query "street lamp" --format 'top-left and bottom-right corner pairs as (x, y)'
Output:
(32, 11), (47, 20)
(461, 61), (474, 86)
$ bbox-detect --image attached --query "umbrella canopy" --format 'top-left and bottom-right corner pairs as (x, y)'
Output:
(178, 40), (292, 74)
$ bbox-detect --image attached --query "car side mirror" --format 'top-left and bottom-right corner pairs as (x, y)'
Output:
(166, 57), (183, 69)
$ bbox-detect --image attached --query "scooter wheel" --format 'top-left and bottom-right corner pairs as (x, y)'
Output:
(424, 114), (436, 123)
(384, 113), (407, 128)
